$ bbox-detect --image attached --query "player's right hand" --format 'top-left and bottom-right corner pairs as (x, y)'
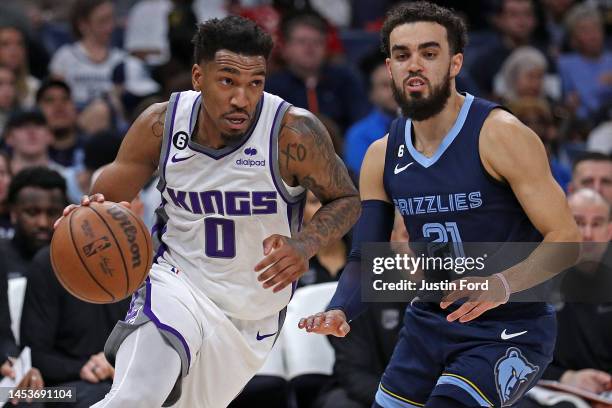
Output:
(53, 194), (131, 229)
(298, 309), (350, 337)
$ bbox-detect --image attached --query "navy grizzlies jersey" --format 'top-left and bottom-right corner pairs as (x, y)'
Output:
(383, 93), (548, 316)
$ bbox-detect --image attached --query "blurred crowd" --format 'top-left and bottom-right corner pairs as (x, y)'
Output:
(0, 0), (608, 407)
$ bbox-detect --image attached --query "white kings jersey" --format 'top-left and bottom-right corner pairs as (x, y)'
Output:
(155, 90), (305, 320)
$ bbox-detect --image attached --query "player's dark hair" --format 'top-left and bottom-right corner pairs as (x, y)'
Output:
(381, 1), (468, 56)
(192, 16), (273, 64)
(8, 166), (67, 205)
(572, 152), (612, 172)
(71, 0), (112, 39)
(281, 12), (327, 41)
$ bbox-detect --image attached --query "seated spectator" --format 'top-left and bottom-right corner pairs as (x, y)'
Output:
(524, 188), (611, 408)
(3, 110), (62, 174)
(20, 245), (131, 408)
(496, 46), (550, 102)
(0, 65), (17, 135)
(315, 301), (408, 408)
(0, 152), (12, 239)
(299, 191), (348, 288)
(468, 0), (545, 97)
(568, 152), (612, 203)
(49, 0), (158, 111)
(506, 98), (571, 190)
(0, 167), (65, 279)
(558, 4), (612, 124)
(266, 12), (369, 131)
(0, 260), (44, 407)
(0, 24), (39, 108)
(540, 0), (576, 58)
(63, 130), (122, 204)
(344, 51), (397, 178)
(124, 0), (172, 66)
(36, 79), (85, 168)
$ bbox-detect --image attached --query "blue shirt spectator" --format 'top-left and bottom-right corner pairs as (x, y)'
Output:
(344, 109), (393, 176)
(342, 52), (397, 177)
(558, 4), (612, 122)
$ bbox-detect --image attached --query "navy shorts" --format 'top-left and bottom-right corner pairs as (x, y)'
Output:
(374, 302), (556, 407)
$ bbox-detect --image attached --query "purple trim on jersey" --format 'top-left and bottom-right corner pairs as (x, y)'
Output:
(143, 276), (192, 367)
(189, 93), (202, 132)
(269, 102), (302, 205)
(162, 93), (181, 182)
(187, 97), (264, 160)
(153, 242), (167, 263)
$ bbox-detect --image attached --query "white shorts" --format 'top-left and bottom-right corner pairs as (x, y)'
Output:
(105, 260), (285, 408)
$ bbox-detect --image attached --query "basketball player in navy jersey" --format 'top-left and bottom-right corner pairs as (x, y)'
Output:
(56, 17), (360, 408)
(300, 3), (580, 407)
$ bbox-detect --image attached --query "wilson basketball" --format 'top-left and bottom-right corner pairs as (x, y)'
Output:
(50, 201), (153, 304)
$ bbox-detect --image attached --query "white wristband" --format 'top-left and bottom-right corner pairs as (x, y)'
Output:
(494, 273), (511, 303)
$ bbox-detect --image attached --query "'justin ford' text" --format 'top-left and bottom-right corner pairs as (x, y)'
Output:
(106, 206), (142, 268)
(166, 188), (278, 215)
(394, 191), (482, 215)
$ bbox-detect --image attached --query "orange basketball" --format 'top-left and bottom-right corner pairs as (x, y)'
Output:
(50, 201), (153, 304)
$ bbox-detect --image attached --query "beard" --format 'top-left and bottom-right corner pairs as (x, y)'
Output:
(392, 71), (452, 121)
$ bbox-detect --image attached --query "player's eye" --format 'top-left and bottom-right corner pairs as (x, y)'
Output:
(396, 53), (407, 61)
(220, 78), (233, 86)
(251, 79), (263, 87)
(424, 51), (436, 59)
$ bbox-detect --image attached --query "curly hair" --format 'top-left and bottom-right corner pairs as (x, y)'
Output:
(380, 1), (468, 57)
(192, 16), (273, 64)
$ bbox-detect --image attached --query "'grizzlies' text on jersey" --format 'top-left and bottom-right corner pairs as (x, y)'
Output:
(155, 91), (305, 320)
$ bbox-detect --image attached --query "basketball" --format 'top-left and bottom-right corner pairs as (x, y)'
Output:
(50, 201), (153, 304)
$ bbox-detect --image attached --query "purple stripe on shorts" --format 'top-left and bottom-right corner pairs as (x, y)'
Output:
(143, 276), (192, 367)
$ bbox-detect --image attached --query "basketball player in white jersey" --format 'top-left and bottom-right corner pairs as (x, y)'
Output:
(56, 16), (360, 407)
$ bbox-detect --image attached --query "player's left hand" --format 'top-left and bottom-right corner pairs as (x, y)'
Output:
(254, 234), (309, 293)
(440, 275), (508, 323)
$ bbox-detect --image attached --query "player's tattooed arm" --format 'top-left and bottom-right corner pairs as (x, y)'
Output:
(279, 108), (361, 257)
(151, 103), (167, 138)
(254, 108), (359, 292)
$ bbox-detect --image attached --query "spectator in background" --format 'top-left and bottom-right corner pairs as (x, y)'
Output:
(298, 191), (348, 288)
(525, 189), (611, 408)
(568, 152), (612, 203)
(0, 167), (65, 279)
(469, 0), (542, 96)
(507, 98), (571, 191)
(0, 66), (17, 135)
(63, 130), (122, 204)
(266, 12), (369, 131)
(0, 152), (13, 239)
(0, 263), (44, 407)
(36, 79), (85, 168)
(124, 0), (172, 67)
(49, 0), (158, 113)
(0, 24), (39, 108)
(344, 52), (397, 178)
(495, 46), (550, 103)
(20, 245), (130, 408)
(540, 0), (576, 58)
(315, 214), (409, 408)
(558, 4), (612, 125)
(3, 110), (62, 175)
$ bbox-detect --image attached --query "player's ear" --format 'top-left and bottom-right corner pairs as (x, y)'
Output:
(450, 52), (463, 78)
(192, 64), (203, 91)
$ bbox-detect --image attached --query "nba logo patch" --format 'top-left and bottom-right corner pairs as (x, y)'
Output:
(82, 236), (112, 257)
(381, 309), (400, 330)
(494, 347), (539, 406)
